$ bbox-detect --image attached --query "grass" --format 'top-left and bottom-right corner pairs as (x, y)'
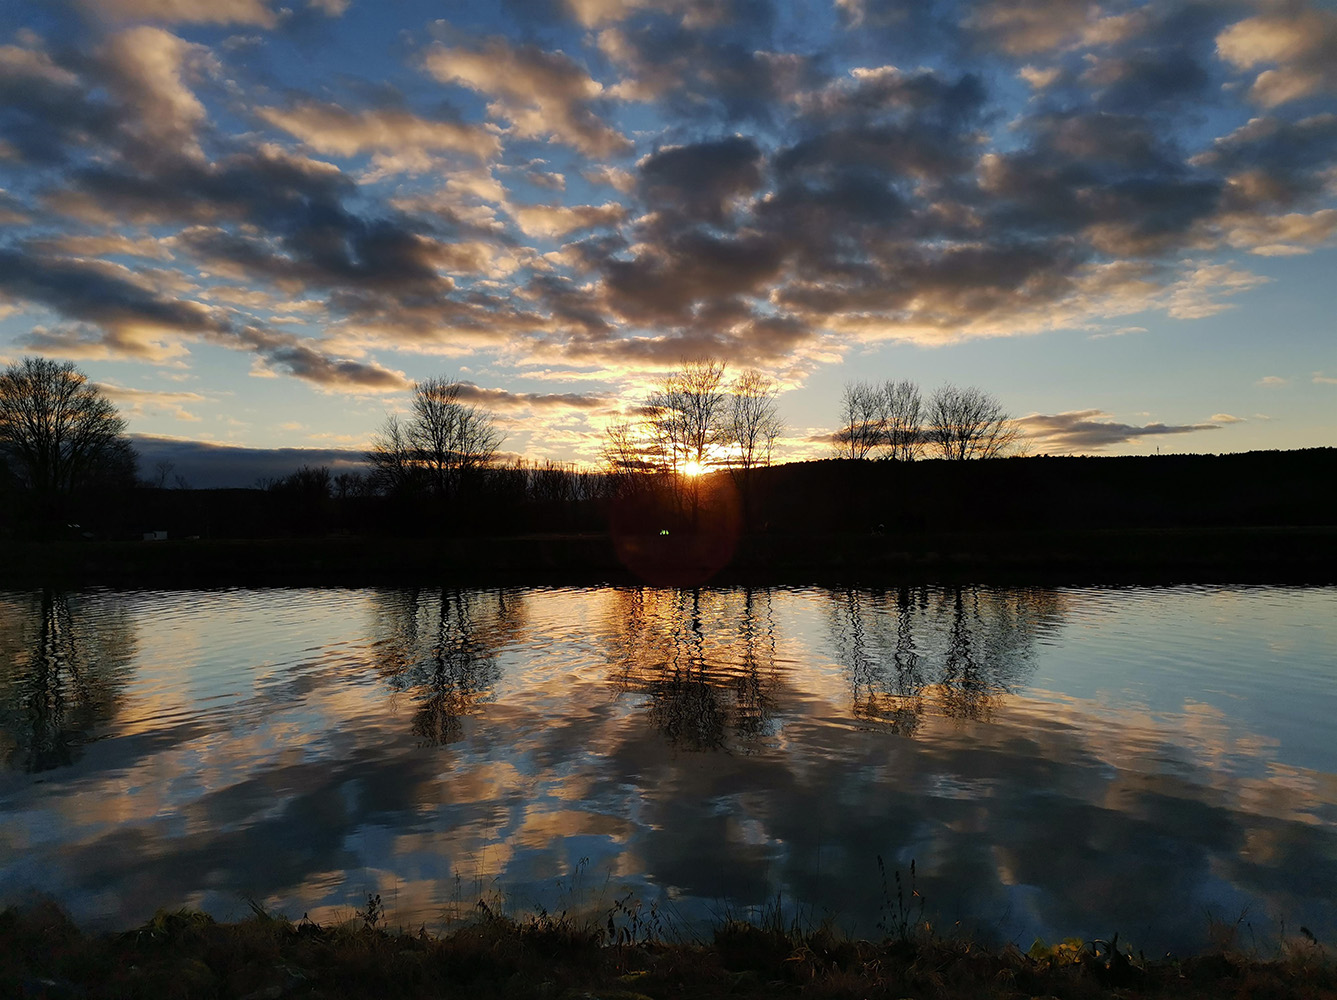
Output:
(3, 888), (1334, 1000)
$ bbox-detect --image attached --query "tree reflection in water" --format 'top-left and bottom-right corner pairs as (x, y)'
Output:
(368, 588), (521, 745)
(0, 589), (137, 772)
(830, 586), (1066, 732)
(604, 588), (779, 751)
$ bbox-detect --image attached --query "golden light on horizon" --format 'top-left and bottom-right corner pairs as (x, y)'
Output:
(681, 459), (705, 477)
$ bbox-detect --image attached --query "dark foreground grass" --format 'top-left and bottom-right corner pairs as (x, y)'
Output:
(3, 898), (1334, 1000)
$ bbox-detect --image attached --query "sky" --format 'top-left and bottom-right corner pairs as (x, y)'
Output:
(0, 0), (1334, 486)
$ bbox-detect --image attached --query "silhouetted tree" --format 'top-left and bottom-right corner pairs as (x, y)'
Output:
(837, 379), (924, 461)
(836, 381), (882, 459)
(602, 419), (657, 481)
(367, 378), (504, 498)
(727, 369), (783, 472)
(727, 369), (783, 524)
(647, 360), (730, 474)
(926, 384), (1018, 460)
(879, 379), (924, 461)
(0, 357), (136, 516)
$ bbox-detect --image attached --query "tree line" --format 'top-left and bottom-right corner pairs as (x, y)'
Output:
(836, 380), (1018, 461)
(1, 354), (1021, 536)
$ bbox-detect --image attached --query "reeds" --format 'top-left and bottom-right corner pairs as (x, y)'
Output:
(2, 882), (1334, 999)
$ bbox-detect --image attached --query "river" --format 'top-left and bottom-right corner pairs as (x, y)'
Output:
(1, 584), (1333, 952)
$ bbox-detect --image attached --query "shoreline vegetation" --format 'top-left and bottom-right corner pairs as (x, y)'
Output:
(3, 897), (1333, 1000)
(3, 450), (1333, 588)
(1, 526), (1334, 589)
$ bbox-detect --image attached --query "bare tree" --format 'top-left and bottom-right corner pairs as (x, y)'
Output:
(727, 369), (783, 472)
(647, 360), (730, 473)
(726, 369), (783, 526)
(879, 379), (924, 462)
(926, 384), (1018, 460)
(602, 419), (649, 475)
(367, 378), (504, 497)
(0, 357), (135, 504)
(836, 381), (881, 459)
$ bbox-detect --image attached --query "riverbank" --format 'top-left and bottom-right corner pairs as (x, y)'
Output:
(1, 526), (1334, 588)
(3, 900), (1333, 1000)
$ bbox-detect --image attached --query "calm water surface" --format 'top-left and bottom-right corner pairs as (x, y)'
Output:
(1, 584), (1333, 951)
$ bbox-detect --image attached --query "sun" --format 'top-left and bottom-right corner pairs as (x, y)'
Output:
(681, 459), (705, 477)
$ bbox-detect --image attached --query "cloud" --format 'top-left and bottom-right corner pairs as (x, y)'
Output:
(76, 0), (281, 28)
(1209, 413), (1245, 424)
(1018, 409), (1223, 453)
(451, 383), (609, 413)
(508, 201), (626, 239)
(963, 0), (1097, 56)
(1166, 262), (1268, 319)
(256, 101), (500, 163)
(99, 26), (216, 156)
(97, 383), (208, 422)
(33, 233), (176, 260)
(638, 136), (764, 224)
(0, 247), (408, 390)
(129, 434), (369, 487)
(596, 3), (810, 122)
(1257, 376), (1287, 386)
(422, 38), (631, 157)
(1216, 208), (1337, 255)
(1314, 374), (1337, 385)
(1217, 6), (1337, 107)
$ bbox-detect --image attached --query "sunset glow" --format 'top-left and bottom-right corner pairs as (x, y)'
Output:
(0, 1), (1333, 484)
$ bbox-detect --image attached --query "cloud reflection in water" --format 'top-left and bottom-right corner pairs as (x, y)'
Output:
(0, 585), (1332, 953)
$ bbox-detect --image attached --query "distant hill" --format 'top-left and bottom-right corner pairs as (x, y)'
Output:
(745, 448), (1335, 533)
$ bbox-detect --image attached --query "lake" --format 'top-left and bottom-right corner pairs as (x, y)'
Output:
(1, 584), (1333, 953)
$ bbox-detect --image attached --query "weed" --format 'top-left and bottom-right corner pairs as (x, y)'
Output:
(876, 855), (925, 943)
(606, 890), (670, 948)
(357, 893), (383, 931)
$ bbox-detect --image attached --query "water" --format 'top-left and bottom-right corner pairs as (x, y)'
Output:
(0, 584), (1333, 952)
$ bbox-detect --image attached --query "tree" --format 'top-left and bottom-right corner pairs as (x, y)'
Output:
(836, 381), (882, 459)
(926, 384), (1018, 460)
(367, 378), (504, 497)
(727, 369), (783, 472)
(0, 357), (136, 507)
(878, 379), (924, 462)
(726, 369), (783, 525)
(647, 360), (730, 474)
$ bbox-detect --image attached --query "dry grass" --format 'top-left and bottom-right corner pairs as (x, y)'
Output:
(3, 893), (1335, 1000)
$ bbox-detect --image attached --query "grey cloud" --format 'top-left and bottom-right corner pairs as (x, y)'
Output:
(602, 229), (787, 323)
(129, 435), (370, 488)
(1018, 409), (1222, 452)
(1201, 114), (1337, 210)
(0, 247), (406, 390)
(0, 248), (224, 338)
(638, 136), (763, 223)
(981, 110), (1223, 254)
(451, 383), (609, 412)
(0, 41), (120, 165)
(599, 2), (810, 124)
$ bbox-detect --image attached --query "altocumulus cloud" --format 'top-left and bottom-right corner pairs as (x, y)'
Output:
(0, 0), (1333, 450)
